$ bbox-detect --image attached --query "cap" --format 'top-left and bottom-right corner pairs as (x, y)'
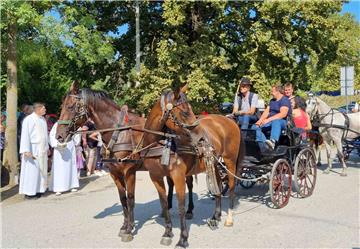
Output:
(240, 77), (251, 85)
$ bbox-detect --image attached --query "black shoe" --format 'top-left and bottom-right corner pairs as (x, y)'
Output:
(36, 193), (43, 198)
(24, 195), (39, 200)
(258, 142), (272, 154)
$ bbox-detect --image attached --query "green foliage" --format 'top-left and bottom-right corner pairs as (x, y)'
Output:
(1, 0), (359, 114)
(17, 40), (70, 113)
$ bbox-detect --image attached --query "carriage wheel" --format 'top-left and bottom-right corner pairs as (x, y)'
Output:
(294, 147), (317, 198)
(239, 170), (256, 189)
(269, 159), (292, 208)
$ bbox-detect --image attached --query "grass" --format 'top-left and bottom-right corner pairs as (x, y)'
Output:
(318, 94), (360, 108)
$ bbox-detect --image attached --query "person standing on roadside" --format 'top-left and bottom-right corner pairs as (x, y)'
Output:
(19, 103), (49, 199)
(49, 122), (79, 196)
(82, 118), (97, 176)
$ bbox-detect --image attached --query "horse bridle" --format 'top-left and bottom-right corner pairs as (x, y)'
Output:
(307, 95), (351, 141)
(307, 96), (319, 121)
(159, 91), (190, 128)
(57, 93), (89, 133)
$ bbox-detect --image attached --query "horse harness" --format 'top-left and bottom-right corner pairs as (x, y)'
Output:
(312, 108), (353, 142)
(61, 90), (225, 195)
(158, 91), (225, 195)
(58, 93), (89, 136)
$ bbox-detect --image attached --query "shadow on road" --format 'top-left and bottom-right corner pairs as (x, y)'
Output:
(234, 183), (276, 208)
(94, 192), (206, 236)
(1, 184), (19, 202)
(0, 174), (99, 202)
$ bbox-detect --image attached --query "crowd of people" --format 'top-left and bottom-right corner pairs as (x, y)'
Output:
(228, 78), (313, 153)
(1, 102), (107, 200)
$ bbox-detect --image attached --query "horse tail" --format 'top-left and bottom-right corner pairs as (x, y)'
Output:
(236, 129), (245, 177)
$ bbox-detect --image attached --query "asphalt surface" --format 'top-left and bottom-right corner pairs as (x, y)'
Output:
(1, 147), (359, 248)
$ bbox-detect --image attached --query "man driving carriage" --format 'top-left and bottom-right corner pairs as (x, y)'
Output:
(251, 84), (292, 152)
(230, 77), (259, 129)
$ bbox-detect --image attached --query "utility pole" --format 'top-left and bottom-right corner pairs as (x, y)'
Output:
(135, 0), (140, 87)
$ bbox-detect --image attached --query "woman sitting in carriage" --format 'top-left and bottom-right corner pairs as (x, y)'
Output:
(292, 96), (312, 139)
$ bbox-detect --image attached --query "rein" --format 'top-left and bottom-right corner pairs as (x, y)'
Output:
(70, 124), (178, 138)
(58, 91), (180, 163)
(311, 103), (354, 140)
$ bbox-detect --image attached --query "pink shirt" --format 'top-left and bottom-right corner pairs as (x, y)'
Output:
(293, 109), (308, 129)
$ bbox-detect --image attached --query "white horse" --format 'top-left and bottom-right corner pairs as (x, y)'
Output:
(306, 96), (360, 176)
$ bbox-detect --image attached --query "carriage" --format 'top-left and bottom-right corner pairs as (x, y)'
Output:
(342, 136), (360, 160)
(235, 123), (317, 209)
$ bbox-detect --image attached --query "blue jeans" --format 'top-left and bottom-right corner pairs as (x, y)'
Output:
(237, 115), (258, 129)
(251, 119), (287, 143)
(95, 146), (103, 170)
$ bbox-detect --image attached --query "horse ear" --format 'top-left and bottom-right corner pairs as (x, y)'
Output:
(70, 80), (79, 94)
(180, 84), (188, 93)
(173, 88), (181, 100)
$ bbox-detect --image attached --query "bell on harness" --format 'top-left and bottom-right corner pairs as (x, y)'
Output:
(161, 139), (172, 166)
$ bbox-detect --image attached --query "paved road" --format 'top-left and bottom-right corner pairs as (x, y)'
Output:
(1, 148), (359, 248)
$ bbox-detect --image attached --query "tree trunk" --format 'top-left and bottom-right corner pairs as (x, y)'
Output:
(4, 21), (19, 186)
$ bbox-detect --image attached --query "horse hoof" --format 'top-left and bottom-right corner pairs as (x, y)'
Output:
(118, 229), (126, 237)
(323, 169), (330, 174)
(206, 218), (218, 230)
(175, 241), (189, 249)
(340, 172), (347, 177)
(160, 237), (172, 246)
(185, 212), (193, 220)
(224, 220), (233, 227)
(120, 233), (133, 242)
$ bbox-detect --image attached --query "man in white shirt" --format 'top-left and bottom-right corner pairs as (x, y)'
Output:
(19, 103), (49, 199)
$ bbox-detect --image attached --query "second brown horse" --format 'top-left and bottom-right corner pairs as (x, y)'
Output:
(142, 87), (244, 248)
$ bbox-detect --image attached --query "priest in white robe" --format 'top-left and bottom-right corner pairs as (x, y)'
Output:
(49, 122), (79, 195)
(19, 103), (49, 198)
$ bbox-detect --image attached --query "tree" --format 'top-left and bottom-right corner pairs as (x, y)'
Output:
(0, 0), (52, 185)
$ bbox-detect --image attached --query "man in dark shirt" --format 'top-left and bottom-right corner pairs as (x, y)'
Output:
(251, 84), (292, 151)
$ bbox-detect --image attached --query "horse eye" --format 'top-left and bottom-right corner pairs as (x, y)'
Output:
(181, 111), (190, 117)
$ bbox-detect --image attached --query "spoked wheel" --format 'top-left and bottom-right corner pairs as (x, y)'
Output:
(294, 147), (317, 198)
(239, 169), (256, 189)
(269, 159), (292, 208)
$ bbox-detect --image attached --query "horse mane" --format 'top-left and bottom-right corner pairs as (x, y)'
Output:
(316, 97), (339, 113)
(78, 88), (121, 111)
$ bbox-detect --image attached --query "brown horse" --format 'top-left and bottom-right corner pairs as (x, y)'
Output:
(142, 88), (243, 248)
(55, 82), (194, 242)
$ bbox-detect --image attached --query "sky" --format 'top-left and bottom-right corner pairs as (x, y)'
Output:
(341, 0), (360, 22)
